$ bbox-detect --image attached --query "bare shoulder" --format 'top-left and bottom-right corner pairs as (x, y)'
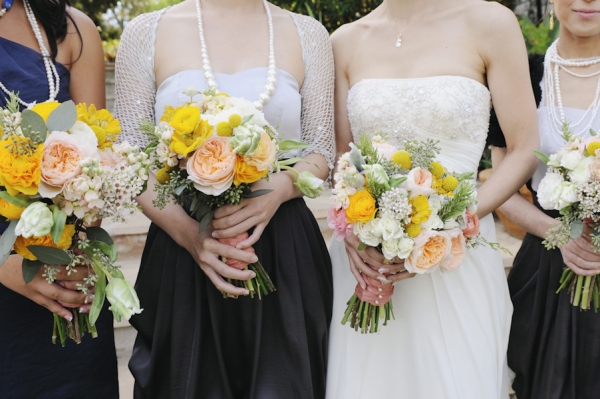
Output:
(459, 0), (520, 36)
(65, 7), (100, 43)
(331, 16), (373, 60)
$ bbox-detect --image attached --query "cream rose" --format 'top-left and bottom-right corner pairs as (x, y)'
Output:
(402, 167), (434, 198)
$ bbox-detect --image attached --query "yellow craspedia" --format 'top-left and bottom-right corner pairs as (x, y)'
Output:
(405, 223), (421, 238)
(429, 162), (445, 179)
(0, 197), (25, 220)
(14, 224), (75, 261)
(345, 190), (377, 224)
(216, 122), (233, 137)
(392, 150), (412, 170)
(155, 168), (171, 185)
(588, 142), (600, 156)
(169, 106), (200, 135)
(228, 114), (242, 128)
(442, 176), (459, 192)
(31, 101), (60, 122)
(410, 195), (431, 224)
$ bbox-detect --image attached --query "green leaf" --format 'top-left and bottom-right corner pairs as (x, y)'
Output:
(199, 209), (215, 233)
(26, 246), (71, 265)
(533, 150), (550, 165)
(194, 201), (212, 220)
(20, 109), (47, 138)
(570, 220), (585, 239)
(94, 241), (118, 263)
(278, 140), (309, 152)
(591, 128), (598, 137)
(0, 191), (30, 208)
(242, 189), (273, 199)
(358, 242), (367, 251)
(584, 148), (591, 157)
(46, 100), (77, 133)
(241, 114), (254, 124)
(89, 265), (106, 326)
(277, 157), (305, 167)
(389, 176), (407, 188)
(0, 220), (18, 266)
(22, 259), (42, 284)
(50, 207), (67, 245)
(85, 226), (114, 246)
(174, 184), (187, 196)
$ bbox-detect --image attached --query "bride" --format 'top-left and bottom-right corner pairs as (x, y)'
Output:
(326, 0), (539, 398)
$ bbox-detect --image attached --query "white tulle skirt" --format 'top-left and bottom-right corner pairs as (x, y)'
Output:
(326, 214), (512, 399)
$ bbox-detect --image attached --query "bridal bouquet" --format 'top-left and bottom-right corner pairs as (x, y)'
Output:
(143, 86), (323, 299)
(0, 94), (149, 345)
(329, 134), (494, 333)
(536, 123), (600, 311)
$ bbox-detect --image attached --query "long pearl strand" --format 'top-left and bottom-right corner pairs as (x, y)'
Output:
(194, 0), (277, 110)
(0, 0), (60, 107)
(544, 40), (600, 142)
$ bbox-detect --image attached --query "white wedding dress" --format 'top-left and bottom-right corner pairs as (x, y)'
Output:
(326, 76), (512, 399)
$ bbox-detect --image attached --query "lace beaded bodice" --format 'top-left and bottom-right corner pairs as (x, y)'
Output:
(347, 76), (492, 174)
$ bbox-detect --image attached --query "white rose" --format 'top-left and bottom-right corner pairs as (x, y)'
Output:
(68, 120), (99, 148)
(550, 181), (579, 210)
(547, 152), (563, 168)
(422, 214), (444, 230)
(377, 214), (404, 241)
(568, 156), (593, 184)
(382, 239), (401, 260)
(560, 150), (583, 171)
(397, 237), (415, 259)
(354, 220), (381, 247)
(15, 202), (54, 238)
(537, 173), (564, 210)
(443, 218), (460, 230)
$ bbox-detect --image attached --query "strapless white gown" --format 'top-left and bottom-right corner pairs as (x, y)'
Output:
(326, 76), (512, 399)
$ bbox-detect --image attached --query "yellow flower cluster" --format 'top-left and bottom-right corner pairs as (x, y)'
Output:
(410, 195), (431, 224)
(428, 162), (458, 197)
(217, 114), (242, 137)
(14, 224), (76, 261)
(166, 106), (213, 157)
(0, 137), (43, 196)
(76, 104), (121, 150)
(346, 190), (377, 223)
(588, 142), (600, 156)
(392, 150), (412, 170)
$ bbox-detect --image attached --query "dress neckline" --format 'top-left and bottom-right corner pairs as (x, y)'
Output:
(0, 36), (69, 72)
(349, 75), (489, 95)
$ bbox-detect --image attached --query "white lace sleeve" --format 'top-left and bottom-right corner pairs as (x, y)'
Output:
(290, 13), (335, 173)
(114, 11), (165, 148)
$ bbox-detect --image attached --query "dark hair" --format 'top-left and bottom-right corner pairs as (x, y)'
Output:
(27, 0), (82, 62)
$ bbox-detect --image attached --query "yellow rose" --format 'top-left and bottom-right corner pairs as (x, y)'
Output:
(0, 138), (43, 196)
(169, 106), (200, 135)
(76, 104), (121, 150)
(0, 197), (25, 220)
(14, 224), (76, 261)
(160, 105), (180, 123)
(234, 156), (268, 186)
(410, 195), (431, 224)
(245, 132), (276, 172)
(31, 101), (60, 122)
(345, 190), (377, 223)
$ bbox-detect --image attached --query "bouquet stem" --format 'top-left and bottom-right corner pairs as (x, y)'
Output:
(223, 260), (276, 300)
(52, 309), (98, 346)
(557, 268), (600, 312)
(341, 293), (394, 334)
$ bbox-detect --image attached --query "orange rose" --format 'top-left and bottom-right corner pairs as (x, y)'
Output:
(14, 224), (76, 261)
(440, 230), (466, 271)
(186, 137), (236, 195)
(345, 190), (377, 224)
(245, 132), (276, 171)
(405, 230), (451, 274)
(462, 210), (480, 238)
(0, 197), (25, 220)
(0, 137), (43, 196)
(234, 156), (268, 186)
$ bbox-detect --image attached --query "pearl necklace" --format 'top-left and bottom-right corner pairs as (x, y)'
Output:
(194, 0), (277, 110)
(544, 40), (600, 141)
(0, 0), (60, 107)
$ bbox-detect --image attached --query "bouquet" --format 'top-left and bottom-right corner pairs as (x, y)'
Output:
(329, 134), (499, 333)
(143, 87), (324, 299)
(0, 94), (150, 345)
(536, 123), (600, 311)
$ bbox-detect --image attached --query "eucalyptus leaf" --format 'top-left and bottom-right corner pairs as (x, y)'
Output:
(278, 140), (309, 152)
(533, 150), (550, 165)
(174, 184), (188, 196)
(199, 209), (215, 233)
(46, 100), (77, 133)
(242, 114), (254, 124)
(570, 220), (585, 239)
(242, 189), (273, 199)
(0, 220), (18, 266)
(194, 201), (212, 220)
(86, 226), (114, 246)
(89, 265), (106, 326)
(20, 109), (47, 138)
(26, 246), (71, 265)
(0, 191), (30, 208)
(591, 128), (598, 137)
(50, 207), (67, 245)
(22, 259), (43, 284)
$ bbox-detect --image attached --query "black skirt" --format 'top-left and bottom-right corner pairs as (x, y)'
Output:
(129, 198), (333, 399)
(508, 233), (600, 399)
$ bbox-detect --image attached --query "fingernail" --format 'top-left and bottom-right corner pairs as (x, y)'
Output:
(212, 232), (218, 238)
(80, 305), (90, 313)
(63, 314), (73, 322)
(360, 282), (366, 290)
(250, 272), (257, 278)
(57, 281), (66, 288)
(251, 256), (258, 263)
(243, 290), (250, 296)
(377, 276), (391, 285)
(378, 268), (389, 274)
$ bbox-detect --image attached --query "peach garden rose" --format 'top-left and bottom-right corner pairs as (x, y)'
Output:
(440, 230), (466, 271)
(187, 136), (236, 196)
(405, 229), (451, 274)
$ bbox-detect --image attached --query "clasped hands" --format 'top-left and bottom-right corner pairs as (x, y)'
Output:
(561, 221), (600, 276)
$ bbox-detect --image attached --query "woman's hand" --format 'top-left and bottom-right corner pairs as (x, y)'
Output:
(344, 233), (414, 288)
(560, 223), (600, 276)
(212, 173), (295, 248)
(0, 255), (92, 320)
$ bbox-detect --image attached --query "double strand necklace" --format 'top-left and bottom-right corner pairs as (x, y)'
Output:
(0, 0), (60, 107)
(544, 39), (600, 141)
(195, 0), (277, 110)
(386, 3), (432, 48)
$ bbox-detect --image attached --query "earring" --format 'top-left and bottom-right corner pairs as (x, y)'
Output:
(549, 0), (555, 30)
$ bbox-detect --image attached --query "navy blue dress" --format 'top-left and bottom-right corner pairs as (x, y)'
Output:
(0, 37), (118, 398)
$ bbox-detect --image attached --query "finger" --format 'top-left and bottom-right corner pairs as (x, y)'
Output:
(569, 243), (600, 262)
(58, 301), (82, 308)
(388, 271), (416, 283)
(208, 240), (259, 264)
(364, 246), (386, 263)
(79, 304), (91, 313)
(202, 265), (249, 296)
(237, 223), (266, 249)
(565, 262), (598, 276)
(212, 208), (254, 231)
(36, 282), (87, 305)
(57, 280), (85, 291)
(206, 256), (256, 280)
(347, 256), (366, 290)
(213, 217), (260, 239)
(53, 266), (90, 281)
(385, 261), (407, 274)
(566, 249), (600, 270)
(213, 204), (244, 219)
(346, 247), (380, 279)
(33, 294), (73, 320)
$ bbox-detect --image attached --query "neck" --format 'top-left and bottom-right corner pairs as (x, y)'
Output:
(384, 0), (437, 19)
(200, 0), (265, 11)
(558, 29), (600, 59)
